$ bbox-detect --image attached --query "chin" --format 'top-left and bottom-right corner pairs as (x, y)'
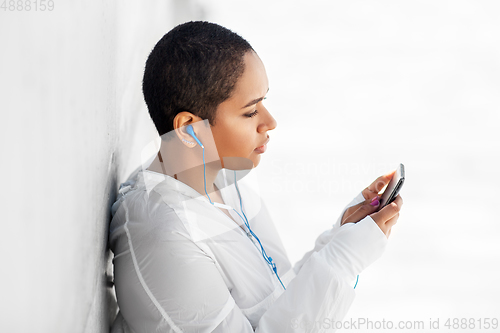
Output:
(251, 156), (261, 168)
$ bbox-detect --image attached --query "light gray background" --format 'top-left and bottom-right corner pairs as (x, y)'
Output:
(1, 1), (498, 332)
(202, 1), (500, 331)
(204, 1), (500, 332)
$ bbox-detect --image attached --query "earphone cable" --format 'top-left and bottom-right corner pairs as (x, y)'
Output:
(194, 125), (285, 290)
(195, 130), (348, 291)
(233, 170), (286, 290)
(202, 146), (213, 204)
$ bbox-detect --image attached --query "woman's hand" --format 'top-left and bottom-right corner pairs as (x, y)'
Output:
(341, 170), (403, 238)
(369, 195), (402, 238)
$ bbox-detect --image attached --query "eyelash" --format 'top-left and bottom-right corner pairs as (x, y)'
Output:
(245, 97), (266, 118)
(246, 110), (259, 118)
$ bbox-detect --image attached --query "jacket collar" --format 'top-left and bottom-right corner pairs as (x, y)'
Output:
(138, 168), (229, 201)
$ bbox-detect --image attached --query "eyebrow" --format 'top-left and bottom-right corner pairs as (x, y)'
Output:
(241, 88), (269, 109)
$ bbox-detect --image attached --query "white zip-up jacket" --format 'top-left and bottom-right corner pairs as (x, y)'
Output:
(108, 168), (388, 332)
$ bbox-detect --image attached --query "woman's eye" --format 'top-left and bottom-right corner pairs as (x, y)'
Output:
(246, 110), (258, 118)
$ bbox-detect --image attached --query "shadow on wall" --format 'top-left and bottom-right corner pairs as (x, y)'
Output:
(105, 171), (119, 330)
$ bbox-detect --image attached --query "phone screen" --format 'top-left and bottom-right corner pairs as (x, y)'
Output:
(378, 163), (405, 209)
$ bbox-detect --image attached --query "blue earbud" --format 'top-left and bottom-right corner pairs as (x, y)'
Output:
(186, 124), (204, 148)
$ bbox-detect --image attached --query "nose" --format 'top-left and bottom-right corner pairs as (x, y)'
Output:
(257, 105), (277, 133)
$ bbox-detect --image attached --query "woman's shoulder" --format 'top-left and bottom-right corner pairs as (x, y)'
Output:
(109, 169), (187, 232)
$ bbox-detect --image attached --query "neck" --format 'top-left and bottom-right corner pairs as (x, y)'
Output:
(147, 140), (222, 199)
(174, 160), (221, 197)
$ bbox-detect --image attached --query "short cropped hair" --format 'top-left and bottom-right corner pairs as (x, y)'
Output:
(142, 21), (254, 136)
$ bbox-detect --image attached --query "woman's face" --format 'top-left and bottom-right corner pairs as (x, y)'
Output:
(210, 51), (277, 168)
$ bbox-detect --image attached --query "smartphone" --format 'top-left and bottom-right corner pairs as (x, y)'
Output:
(378, 163), (405, 209)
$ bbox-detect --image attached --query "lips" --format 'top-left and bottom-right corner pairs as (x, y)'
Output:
(254, 136), (270, 154)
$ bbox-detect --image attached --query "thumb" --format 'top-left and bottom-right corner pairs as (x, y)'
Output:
(342, 196), (380, 224)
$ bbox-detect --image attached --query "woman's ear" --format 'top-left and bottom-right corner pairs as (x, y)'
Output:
(173, 112), (203, 147)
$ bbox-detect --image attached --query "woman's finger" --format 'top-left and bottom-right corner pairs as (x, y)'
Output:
(385, 212), (399, 228)
(369, 195), (402, 226)
(378, 211), (399, 237)
(362, 169), (396, 199)
(391, 194), (403, 210)
(374, 195), (402, 237)
(341, 196), (380, 225)
(342, 197), (381, 224)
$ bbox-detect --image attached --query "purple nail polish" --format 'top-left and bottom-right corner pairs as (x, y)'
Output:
(370, 199), (380, 206)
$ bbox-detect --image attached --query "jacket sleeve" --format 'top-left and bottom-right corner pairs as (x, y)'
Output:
(253, 213), (388, 332)
(293, 191), (367, 274)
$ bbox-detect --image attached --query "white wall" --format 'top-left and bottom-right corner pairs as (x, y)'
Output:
(0, 2), (204, 332)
